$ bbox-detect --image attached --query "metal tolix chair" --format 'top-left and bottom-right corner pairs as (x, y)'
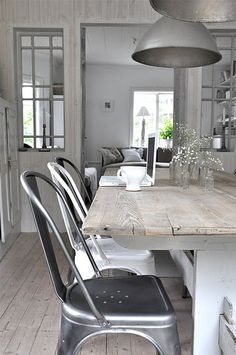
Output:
(47, 161), (157, 279)
(20, 170), (181, 355)
(55, 156), (92, 206)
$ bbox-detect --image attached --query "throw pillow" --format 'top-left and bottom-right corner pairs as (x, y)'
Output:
(123, 155), (142, 162)
(109, 147), (123, 163)
(98, 148), (117, 166)
(121, 148), (142, 162)
(131, 146), (144, 159)
(136, 147), (144, 159)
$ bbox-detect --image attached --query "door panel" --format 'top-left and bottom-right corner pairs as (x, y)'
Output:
(6, 106), (20, 226)
(0, 106), (11, 242)
(6, 107), (18, 162)
(9, 161), (20, 227)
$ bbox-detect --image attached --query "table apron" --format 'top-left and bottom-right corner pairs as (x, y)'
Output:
(113, 235), (236, 251)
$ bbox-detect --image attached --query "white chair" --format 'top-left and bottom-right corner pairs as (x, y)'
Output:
(47, 162), (157, 279)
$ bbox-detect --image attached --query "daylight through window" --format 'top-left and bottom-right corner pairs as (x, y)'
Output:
(132, 91), (173, 147)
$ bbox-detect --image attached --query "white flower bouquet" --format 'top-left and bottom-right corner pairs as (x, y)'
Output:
(171, 124), (223, 188)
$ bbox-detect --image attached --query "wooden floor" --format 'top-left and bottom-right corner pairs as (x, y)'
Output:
(0, 234), (192, 355)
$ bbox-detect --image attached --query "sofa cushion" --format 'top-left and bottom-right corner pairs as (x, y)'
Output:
(100, 146), (123, 164)
(123, 155), (142, 162)
(121, 148), (142, 162)
(109, 147), (123, 162)
(130, 147), (144, 159)
(98, 148), (118, 166)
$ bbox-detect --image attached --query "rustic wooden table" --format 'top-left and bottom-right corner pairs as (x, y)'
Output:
(83, 168), (236, 355)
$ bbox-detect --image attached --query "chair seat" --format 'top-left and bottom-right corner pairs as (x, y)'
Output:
(75, 238), (156, 279)
(64, 275), (175, 327)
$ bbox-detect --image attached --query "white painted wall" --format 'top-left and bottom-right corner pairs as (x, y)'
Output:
(85, 64), (173, 163)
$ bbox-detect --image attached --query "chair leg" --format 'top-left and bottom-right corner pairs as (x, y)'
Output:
(57, 320), (180, 355)
(56, 313), (97, 355)
(137, 326), (181, 355)
(57, 310), (180, 355)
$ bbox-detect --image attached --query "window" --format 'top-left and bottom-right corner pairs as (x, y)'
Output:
(132, 90), (173, 147)
(15, 29), (64, 149)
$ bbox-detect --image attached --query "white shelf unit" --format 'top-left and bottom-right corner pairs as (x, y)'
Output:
(201, 31), (236, 152)
(218, 74), (236, 86)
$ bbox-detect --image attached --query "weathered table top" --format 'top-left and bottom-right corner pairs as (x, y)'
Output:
(82, 168), (236, 240)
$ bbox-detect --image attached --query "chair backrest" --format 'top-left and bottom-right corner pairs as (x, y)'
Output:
(20, 171), (109, 327)
(47, 162), (109, 263)
(48, 162), (86, 248)
(49, 162), (87, 220)
(55, 156), (92, 206)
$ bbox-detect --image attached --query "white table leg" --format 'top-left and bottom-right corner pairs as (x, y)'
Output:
(193, 250), (236, 355)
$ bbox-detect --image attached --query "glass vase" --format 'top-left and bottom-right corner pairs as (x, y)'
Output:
(204, 169), (214, 192)
(169, 159), (177, 180)
(178, 164), (190, 190)
(199, 166), (206, 187)
(169, 160), (174, 179)
(189, 163), (199, 183)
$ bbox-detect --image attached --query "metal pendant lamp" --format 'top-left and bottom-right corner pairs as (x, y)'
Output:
(149, 0), (236, 23)
(132, 17), (222, 68)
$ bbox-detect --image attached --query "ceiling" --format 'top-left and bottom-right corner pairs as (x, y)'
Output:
(85, 24), (234, 67)
(85, 25), (150, 66)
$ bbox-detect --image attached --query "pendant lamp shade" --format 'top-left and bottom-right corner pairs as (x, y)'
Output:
(150, 0), (236, 23)
(132, 17), (222, 68)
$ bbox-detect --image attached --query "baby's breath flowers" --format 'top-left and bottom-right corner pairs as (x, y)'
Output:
(200, 150), (224, 171)
(172, 124), (223, 172)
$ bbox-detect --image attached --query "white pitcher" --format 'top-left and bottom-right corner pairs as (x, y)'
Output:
(117, 166), (147, 191)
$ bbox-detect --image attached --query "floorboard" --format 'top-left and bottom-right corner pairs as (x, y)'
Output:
(0, 234), (192, 355)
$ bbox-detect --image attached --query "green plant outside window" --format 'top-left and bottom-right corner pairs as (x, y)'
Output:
(159, 118), (173, 139)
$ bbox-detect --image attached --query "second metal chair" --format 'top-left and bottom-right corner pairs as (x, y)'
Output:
(48, 161), (157, 279)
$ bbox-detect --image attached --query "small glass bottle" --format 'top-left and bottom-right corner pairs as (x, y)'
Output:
(178, 164), (190, 189)
(199, 166), (206, 187)
(169, 159), (175, 179)
(190, 163), (199, 181)
(182, 165), (190, 190)
(205, 169), (214, 192)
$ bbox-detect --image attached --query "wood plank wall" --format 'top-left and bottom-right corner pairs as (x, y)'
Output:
(0, 0), (158, 232)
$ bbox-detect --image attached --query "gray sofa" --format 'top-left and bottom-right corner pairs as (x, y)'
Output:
(99, 146), (172, 174)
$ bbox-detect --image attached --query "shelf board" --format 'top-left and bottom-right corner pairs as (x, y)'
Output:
(218, 74), (236, 86)
(218, 97), (236, 106)
(217, 116), (236, 123)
